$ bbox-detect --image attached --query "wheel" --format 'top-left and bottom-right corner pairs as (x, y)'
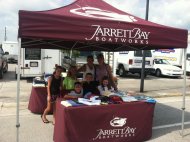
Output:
(118, 66), (126, 77)
(155, 69), (161, 77)
(3, 64), (8, 73)
(0, 68), (3, 79)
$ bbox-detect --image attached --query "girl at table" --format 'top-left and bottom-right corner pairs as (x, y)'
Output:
(98, 76), (114, 96)
(63, 65), (77, 90)
(42, 66), (63, 124)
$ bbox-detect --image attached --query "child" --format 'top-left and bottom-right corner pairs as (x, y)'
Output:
(82, 73), (99, 96)
(98, 76), (114, 96)
(63, 65), (77, 90)
(64, 82), (83, 99)
(42, 66), (63, 124)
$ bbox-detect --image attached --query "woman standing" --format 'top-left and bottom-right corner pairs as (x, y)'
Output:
(77, 55), (96, 81)
(42, 66), (63, 124)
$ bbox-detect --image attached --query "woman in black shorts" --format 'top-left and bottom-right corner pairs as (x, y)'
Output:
(41, 66), (62, 124)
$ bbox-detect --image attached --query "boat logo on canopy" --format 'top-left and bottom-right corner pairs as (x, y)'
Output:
(70, 6), (137, 22)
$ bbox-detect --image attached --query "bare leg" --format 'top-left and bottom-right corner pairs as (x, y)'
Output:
(42, 101), (52, 123)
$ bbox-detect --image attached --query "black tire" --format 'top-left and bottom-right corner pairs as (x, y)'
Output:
(0, 68), (3, 79)
(155, 69), (161, 77)
(118, 66), (126, 77)
(3, 64), (8, 73)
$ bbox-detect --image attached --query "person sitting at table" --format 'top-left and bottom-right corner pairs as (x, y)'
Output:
(41, 65), (63, 124)
(98, 76), (114, 96)
(64, 82), (83, 99)
(82, 72), (99, 97)
(63, 65), (77, 90)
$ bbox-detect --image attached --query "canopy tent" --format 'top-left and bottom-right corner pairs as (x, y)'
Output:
(17, 0), (188, 141)
(19, 0), (188, 51)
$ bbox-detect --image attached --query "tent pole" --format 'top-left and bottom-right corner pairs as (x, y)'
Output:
(181, 48), (187, 137)
(16, 38), (21, 142)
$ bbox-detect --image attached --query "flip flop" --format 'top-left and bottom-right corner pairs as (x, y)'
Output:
(41, 115), (49, 123)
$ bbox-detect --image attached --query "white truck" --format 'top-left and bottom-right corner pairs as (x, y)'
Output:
(16, 48), (63, 78)
(152, 48), (183, 68)
(115, 50), (154, 77)
(2, 41), (18, 63)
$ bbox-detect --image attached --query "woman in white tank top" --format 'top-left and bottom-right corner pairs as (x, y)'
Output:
(77, 55), (95, 80)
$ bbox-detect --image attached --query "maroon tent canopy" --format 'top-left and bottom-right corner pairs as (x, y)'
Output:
(18, 0), (188, 51)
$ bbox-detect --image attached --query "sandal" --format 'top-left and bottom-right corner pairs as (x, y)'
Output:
(41, 115), (49, 123)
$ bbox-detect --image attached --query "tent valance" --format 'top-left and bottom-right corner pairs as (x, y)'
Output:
(19, 0), (188, 51)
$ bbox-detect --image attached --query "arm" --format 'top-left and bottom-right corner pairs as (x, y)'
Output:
(106, 65), (118, 91)
(47, 77), (53, 102)
(77, 64), (86, 72)
(64, 94), (78, 100)
(63, 91), (80, 99)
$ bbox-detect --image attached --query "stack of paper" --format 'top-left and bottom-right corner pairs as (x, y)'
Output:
(121, 96), (137, 102)
(61, 100), (83, 107)
(78, 98), (101, 106)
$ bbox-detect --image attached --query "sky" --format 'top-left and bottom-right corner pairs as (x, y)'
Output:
(0, 0), (190, 43)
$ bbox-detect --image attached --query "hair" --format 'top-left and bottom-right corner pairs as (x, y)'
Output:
(67, 65), (76, 77)
(74, 81), (82, 86)
(85, 72), (93, 77)
(53, 65), (62, 75)
(101, 76), (111, 90)
(97, 53), (104, 59)
(55, 65), (62, 70)
(87, 55), (94, 59)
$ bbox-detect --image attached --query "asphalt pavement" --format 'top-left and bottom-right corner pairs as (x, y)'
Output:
(0, 64), (190, 142)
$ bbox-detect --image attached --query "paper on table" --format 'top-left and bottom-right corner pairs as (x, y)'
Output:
(121, 96), (138, 102)
(78, 98), (101, 105)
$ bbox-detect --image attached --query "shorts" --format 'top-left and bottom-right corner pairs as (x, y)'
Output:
(50, 94), (60, 103)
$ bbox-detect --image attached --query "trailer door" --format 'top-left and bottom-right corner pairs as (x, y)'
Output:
(21, 48), (42, 77)
(43, 49), (61, 74)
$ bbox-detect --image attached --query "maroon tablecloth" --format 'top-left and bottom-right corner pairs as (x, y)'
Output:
(28, 87), (50, 114)
(54, 99), (155, 142)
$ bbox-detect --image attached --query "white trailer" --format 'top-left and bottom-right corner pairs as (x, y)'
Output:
(16, 48), (62, 78)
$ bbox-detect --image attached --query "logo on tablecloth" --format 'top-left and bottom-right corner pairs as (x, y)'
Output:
(93, 116), (136, 140)
(110, 117), (126, 127)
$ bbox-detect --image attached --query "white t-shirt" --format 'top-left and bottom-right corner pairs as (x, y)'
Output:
(68, 89), (83, 98)
(83, 64), (95, 80)
(98, 85), (114, 96)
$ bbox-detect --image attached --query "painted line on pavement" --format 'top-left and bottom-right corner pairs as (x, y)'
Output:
(153, 121), (190, 130)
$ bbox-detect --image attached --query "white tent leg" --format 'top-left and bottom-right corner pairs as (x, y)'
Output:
(181, 48), (187, 136)
(16, 38), (21, 142)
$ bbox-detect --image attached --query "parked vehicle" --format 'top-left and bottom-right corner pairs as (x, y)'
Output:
(115, 50), (154, 77)
(2, 41), (18, 63)
(152, 58), (183, 77)
(152, 48), (183, 68)
(15, 48), (62, 78)
(0, 45), (8, 79)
